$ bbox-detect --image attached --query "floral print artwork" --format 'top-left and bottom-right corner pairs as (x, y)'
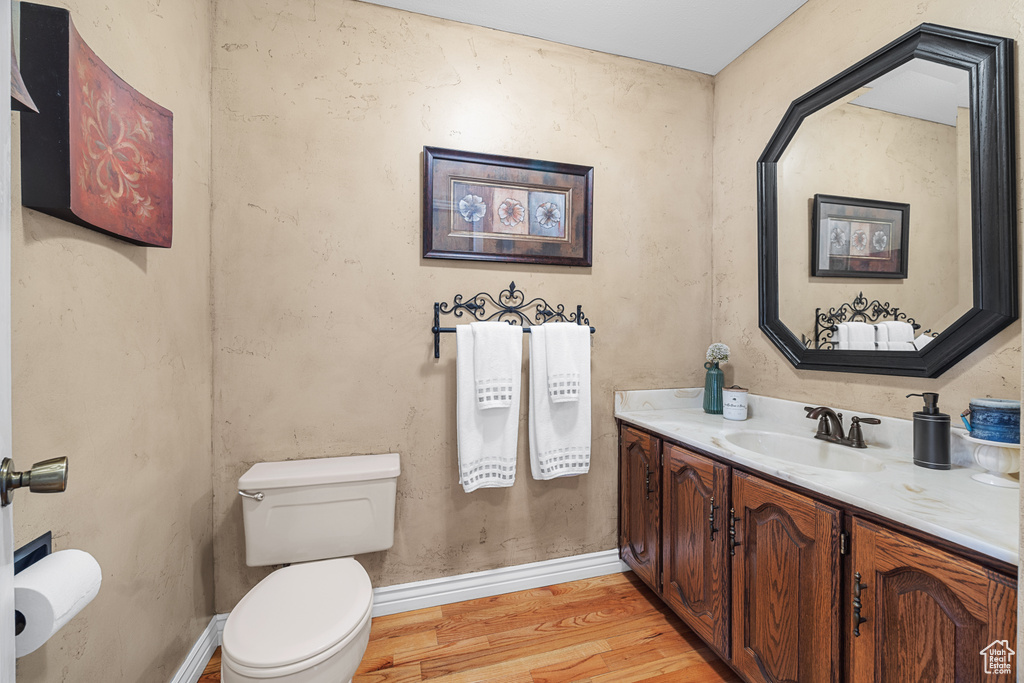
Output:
(849, 227), (869, 256)
(64, 20), (173, 247)
(829, 223), (849, 255)
(535, 202), (561, 229)
(78, 73), (156, 217)
(458, 194), (486, 223)
(871, 230), (888, 252)
(497, 198), (525, 227)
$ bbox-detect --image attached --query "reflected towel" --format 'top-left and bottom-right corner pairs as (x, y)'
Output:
(913, 334), (934, 351)
(529, 325), (591, 480)
(839, 322), (875, 350)
(457, 325), (522, 492)
(881, 321), (915, 343)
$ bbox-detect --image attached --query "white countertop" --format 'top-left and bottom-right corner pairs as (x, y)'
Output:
(615, 389), (1020, 566)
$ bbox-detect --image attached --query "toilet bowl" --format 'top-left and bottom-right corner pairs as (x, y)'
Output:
(221, 558), (372, 683)
(221, 454), (400, 683)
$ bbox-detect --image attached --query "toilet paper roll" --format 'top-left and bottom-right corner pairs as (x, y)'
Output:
(14, 549), (102, 657)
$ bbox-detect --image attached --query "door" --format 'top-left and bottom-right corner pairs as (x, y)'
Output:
(850, 516), (1017, 682)
(0, 0), (15, 678)
(662, 443), (730, 657)
(619, 426), (660, 590)
(731, 471), (842, 683)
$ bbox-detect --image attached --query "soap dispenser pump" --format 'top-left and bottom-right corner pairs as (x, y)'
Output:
(906, 392), (950, 470)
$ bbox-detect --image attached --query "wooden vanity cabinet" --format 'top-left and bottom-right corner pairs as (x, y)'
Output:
(849, 516), (1018, 682)
(619, 426), (661, 590)
(730, 470), (843, 683)
(618, 423), (1018, 683)
(661, 443), (731, 656)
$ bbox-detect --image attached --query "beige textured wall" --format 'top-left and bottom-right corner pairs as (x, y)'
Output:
(10, 0), (214, 680)
(211, 0), (714, 610)
(777, 101), (962, 340)
(712, 0), (1022, 419)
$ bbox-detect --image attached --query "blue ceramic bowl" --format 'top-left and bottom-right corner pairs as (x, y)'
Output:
(965, 398), (1021, 444)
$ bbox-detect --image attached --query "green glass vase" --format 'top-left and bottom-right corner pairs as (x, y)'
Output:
(703, 361), (724, 414)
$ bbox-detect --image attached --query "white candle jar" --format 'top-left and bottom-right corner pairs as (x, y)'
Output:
(723, 385), (749, 421)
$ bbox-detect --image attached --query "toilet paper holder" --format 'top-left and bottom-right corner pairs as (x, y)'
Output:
(0, 457), (68, 507)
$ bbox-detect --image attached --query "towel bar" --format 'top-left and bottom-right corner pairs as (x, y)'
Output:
(432, 281), (594, 358)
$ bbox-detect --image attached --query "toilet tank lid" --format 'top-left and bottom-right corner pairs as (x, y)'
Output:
(238, 453), (400, 490)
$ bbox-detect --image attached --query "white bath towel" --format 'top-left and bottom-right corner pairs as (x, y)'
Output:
(457, 325), (522, 492)
(887, 342), (916, 351)
(544, 323), (588, 403)
(472, 322), (521, 410)
(839, 322), (875, 350)
(529, 325), (591, 480)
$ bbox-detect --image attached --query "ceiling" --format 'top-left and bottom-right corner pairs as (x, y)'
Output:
(357, 0), (809, 76)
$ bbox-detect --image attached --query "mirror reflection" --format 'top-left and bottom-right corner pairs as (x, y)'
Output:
(777, 58), (972, 351)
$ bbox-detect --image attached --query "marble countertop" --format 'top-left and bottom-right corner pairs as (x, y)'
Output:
(615, 389), (1020, 566)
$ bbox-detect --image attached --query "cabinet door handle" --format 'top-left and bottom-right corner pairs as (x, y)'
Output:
(728, 508), (741, 556)
(708, 496), (719, 541)
(853, 571), (868, 636)
(645, 468), (656, 499)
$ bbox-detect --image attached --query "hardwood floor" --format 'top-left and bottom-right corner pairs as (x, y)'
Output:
(199, 572), (739, 682)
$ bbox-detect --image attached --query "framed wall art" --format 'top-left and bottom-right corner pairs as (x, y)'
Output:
(19, 2), (173, 248)
(423, 147), (593, 266)
(811, 194), (909, 278)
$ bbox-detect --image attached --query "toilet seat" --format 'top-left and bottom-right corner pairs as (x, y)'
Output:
(222, 557), (372, 676)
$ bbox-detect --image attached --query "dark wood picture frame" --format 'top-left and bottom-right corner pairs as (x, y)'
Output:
(423, 147), (593, 266)
(811, 194), (909, 279)
(757, 23), (1017, 378)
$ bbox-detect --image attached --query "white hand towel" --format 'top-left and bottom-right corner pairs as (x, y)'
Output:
(841, 322), (876, 350)
(888, 341), (916, 351)
(457, 325), (522, 492)
(529, 325), (591, 480)
(882, 320), (915, 343)
(472, 322), (521, 410)
(544, 323), (588, 403)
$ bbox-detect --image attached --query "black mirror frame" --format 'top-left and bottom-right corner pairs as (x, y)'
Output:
(758, 24), (1017, 378)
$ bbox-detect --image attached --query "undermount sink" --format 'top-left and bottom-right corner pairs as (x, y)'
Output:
(725, 431), (885, 473)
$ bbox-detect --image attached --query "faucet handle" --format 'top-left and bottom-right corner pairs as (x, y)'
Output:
(848, 416), (880, 448)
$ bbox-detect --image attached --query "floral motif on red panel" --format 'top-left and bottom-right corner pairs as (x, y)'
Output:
(68, 24), (173, 247)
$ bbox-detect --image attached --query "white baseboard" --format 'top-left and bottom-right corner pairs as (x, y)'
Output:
(170, 613), (227, 683)
(171, 549), (628, 680)
(371, 549), (630, 617)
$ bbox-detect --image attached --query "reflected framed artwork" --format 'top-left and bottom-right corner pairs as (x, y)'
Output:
(811, 194), (908, 278)
(423, 147), (593, 266)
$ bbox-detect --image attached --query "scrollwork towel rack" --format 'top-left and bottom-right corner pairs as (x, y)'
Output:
(431, 281), (594, 358)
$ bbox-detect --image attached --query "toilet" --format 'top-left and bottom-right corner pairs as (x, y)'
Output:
(221, 453), (400, 683)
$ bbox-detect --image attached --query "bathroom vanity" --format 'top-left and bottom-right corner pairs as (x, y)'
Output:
(616, 389), (1018, 683)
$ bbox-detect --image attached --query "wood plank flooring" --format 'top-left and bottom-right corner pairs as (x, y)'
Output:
(199, 572), (739, 683)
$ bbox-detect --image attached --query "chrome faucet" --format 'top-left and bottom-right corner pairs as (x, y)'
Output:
(804, 406), (881, 449)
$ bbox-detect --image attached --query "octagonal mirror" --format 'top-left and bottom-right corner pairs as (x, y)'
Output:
(758, 23), (1016, 377)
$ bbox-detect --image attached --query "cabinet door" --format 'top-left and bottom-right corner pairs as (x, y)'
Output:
(662, 443), (730, 657)
(731, 471), (842, 683)
(619, 426), (660, 590)
(850, 517), (1017, 682)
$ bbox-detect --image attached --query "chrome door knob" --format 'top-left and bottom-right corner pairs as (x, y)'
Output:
(0, 456), (68, 506)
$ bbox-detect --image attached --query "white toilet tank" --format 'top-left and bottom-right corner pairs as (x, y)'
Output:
(238, 453), (400, 567)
